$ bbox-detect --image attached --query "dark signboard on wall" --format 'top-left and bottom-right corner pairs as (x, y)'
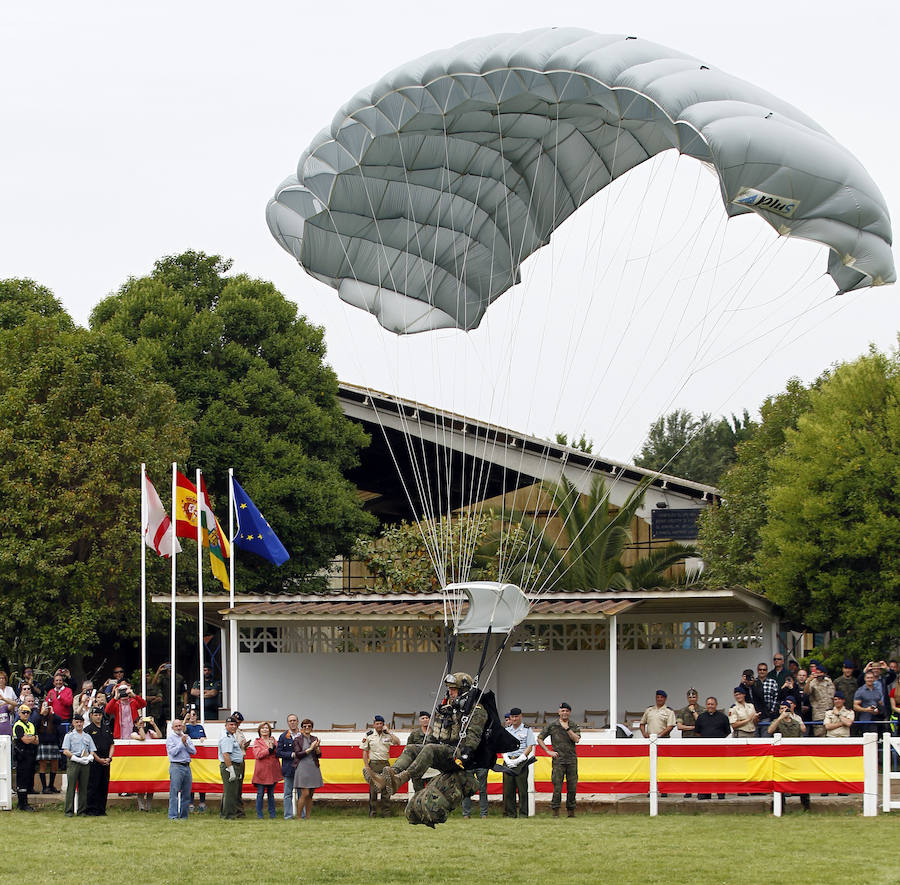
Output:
(651, 508), (703, 541)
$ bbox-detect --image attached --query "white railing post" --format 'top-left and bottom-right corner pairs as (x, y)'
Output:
(771, 734), (782, 817)
(0, 736), (10, 810)
(863, 732), (878, 816)
(883, 735), (891, 813)
(527, 757), (535, 818)
(649, 735), (658, 817)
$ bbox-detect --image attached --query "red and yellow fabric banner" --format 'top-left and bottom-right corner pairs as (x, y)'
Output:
(106, 738), (865, 796)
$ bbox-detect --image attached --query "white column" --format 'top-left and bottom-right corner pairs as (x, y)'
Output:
(229, 619), (239, 711)
(648, 734), (658, 817)
(882, 735), (892, 813)
(608, 614), (618, 730)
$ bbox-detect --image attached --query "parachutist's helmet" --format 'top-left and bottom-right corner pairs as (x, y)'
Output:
(445, 672), (473, 693)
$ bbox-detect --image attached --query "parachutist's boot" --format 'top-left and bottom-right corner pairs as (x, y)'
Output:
(387, 767), (410, 792)
(364, 766), (387, 791)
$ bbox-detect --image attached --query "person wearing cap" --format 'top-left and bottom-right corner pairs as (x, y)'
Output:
(640, 690), (676, 740)
(218, 716), (244, 819)
(676, 689), (701, 798)
(767, 697), (806, 737)
(728, 685), (758, 737)
(768, 697), (810, 810)
(189, 664), (221, 722)
(805, 660), (835, 736)
(370, 672), (493, 819)
(62, 714), (97, 816)
(833, 661), (858, 716)
(230, 711), (250, 817)
(676, 689), (701, 739)
(501, 707), (535, 818)
(824, 692), (854, 738)
(84, 707), (115, 815)
(405, 711), (431, 793)
(537, 703), (581, 817)
(12, 703), (38, 811)
(360, 715), (399, 817)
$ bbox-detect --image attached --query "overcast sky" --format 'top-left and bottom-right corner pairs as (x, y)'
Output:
(2, 1), (897, 462)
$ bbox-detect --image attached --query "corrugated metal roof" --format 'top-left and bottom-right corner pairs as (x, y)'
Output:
(223, 597), (638, 620)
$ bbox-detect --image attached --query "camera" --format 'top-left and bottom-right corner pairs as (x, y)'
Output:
(117, 688), (128, 699)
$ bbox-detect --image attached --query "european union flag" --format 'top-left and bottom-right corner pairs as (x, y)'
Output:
(231, 477), (290, 566)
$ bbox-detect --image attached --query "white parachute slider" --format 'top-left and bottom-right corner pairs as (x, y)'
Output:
(445, 581), (530, 634)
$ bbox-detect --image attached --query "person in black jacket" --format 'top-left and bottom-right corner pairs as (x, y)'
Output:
(276, 713), (302, 819)
(694, 697), (730, 800)
(84, 707), (115, 815)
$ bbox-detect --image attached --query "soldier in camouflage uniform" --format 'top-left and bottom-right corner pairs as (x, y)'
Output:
(537, 702), (581, 817)
(369, 672), (488, 794)
(406, 770), (477, 827)
(405, 711), (431, 792)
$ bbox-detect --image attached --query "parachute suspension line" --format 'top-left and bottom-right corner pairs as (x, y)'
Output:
(491, 105), (634, 593)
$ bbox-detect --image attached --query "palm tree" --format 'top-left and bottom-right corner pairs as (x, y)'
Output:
(475, 475), (696, 591)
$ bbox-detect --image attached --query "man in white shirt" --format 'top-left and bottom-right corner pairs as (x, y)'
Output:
(502, 707), (535, 818)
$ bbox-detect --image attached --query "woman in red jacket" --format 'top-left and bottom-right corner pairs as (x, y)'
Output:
(104, 682), (146, 739)
(251, 721), (282, 819)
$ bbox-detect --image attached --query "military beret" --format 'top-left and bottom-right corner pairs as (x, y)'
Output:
(231, 711), (245, 722)
(418, 710), (431, 718)
(733, 685), (748, 696)
(374, 715), (385, 722)
(781, 696), (796, 706)
(843, 659), (855, 668)
(655, 690), (667, 698)
(509, 707), (522, 716)
(833, 690), (845, 700)
(559, 702), (572, 711)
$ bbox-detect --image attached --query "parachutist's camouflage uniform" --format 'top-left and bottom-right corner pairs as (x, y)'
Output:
(392, 699), (488, 783)
(406, 770), (477, 827)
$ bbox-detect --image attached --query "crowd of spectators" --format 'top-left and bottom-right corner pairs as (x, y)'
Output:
(5, 654), (899, 814)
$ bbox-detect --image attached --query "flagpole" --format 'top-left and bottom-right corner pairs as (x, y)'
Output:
(170, 461), (177, 722)
(228, 468), (238, 711)
(140, 463), (148, 704)
(196, 468), (205, 727)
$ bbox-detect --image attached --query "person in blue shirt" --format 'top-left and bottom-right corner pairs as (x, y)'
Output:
(184, 708), (207, 812)
(165, 719), (197, 819)
(62, 715), (96, 816)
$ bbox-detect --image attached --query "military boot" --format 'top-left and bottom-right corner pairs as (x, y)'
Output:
(364, 766), (387, 791)
(387, 766), (410, 793)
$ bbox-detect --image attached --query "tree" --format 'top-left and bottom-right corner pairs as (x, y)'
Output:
(698, 379), (816, 587)
(555, 432), (593, 453)
(757, 348), (900, 660)
(90, 251), (376, 591)
(477, 476), (696, 591)
(634, 409), (754, 486)
(0, 278), (74, 331)
(0, 303), (189, 663)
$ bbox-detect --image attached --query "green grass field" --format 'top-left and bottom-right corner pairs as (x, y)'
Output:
(6, 803), (899, 884)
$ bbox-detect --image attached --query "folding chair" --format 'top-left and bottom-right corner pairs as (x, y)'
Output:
(391, 712), (415, 729)
(330, 723), (357, 731)
(584, 709), (610, 729)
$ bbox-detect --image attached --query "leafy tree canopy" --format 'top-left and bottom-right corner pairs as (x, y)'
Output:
(634, 408), (754, 486)
(0, 278), (75, 332)
(0, 300), (189, 662)
(698, 378), (817, 587)
(757, 347), (900, 660)
(90, 251), (376, 591)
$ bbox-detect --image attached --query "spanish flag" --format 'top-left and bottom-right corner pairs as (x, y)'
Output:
(174, 470), (230, 590)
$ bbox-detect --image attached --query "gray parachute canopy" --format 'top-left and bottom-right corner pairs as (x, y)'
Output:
(267, 28), (894, 334)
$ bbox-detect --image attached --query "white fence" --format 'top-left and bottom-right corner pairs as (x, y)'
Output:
(0, 736), (11, 810)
